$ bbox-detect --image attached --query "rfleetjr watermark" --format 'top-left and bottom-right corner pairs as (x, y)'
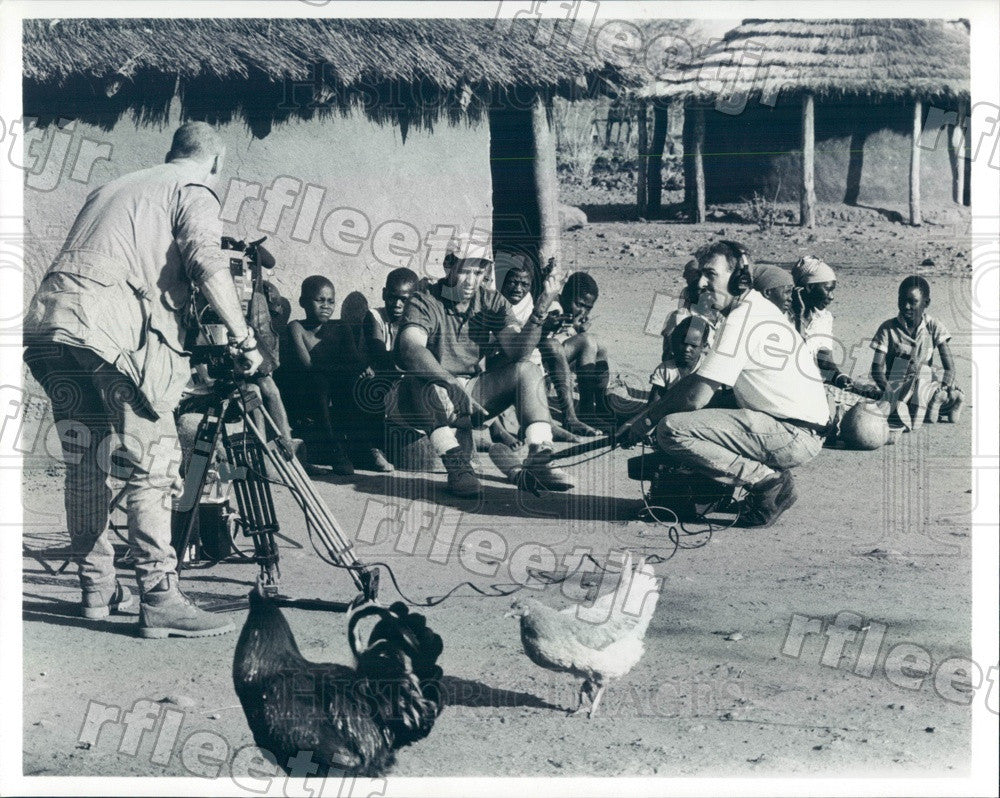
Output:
(3, 115), (114, 192)
(781, 610), (998, 713)
(78, 697), (387, 794)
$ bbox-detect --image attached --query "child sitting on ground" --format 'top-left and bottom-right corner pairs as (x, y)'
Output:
(539, 271), (611, 432)
(870, 275), (964, 429)
(647, 315), (710, 406)
(278, 275), (363, 475)
(354, 267), (421, 471)
(792, 255), (853, 390)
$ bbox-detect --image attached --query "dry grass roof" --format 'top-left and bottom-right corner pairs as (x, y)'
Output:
(23, 17), (637, 113)
(644, 18), (969, 103)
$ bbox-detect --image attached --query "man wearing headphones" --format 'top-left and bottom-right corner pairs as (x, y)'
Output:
(617, 240), (831, 527)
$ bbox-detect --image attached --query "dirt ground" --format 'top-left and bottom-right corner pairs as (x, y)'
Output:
(21, 207), (976, 781)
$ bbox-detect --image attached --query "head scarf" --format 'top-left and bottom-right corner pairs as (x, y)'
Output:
(752, 264), (794, 293)
(792, 255), (836, 286)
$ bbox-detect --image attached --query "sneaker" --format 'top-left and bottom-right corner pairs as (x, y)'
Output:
(82, 580), (136, 620)
(441, 446), (481, 498)
(139, 575), (235, 639)
(740, 470), (798, 528)
(522, 443), (575, 492)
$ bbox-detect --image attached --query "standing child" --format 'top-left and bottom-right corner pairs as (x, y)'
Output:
(870, 275), (964, 428)
(647, 315), (710, 406)
(278, 275), (360, 475)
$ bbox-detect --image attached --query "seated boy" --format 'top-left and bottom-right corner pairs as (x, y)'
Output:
(791, 255), (852, 390)
(647, 315), (710, 406)
(352, 267), (421, 471)
(538, 271), (610, 433)
(870, 275), (964, 428)
(279, 275), (363, 475)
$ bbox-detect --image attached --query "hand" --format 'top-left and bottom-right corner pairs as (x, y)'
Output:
(615, 414), (651, 449)
(539, 258), (568, 304)
(235, 347), (264, 378)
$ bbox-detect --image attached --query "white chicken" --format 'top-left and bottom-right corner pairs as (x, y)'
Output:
(506, 551), (661, 718)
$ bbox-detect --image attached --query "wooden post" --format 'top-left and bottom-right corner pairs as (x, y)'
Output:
(910, 98), (922, 226)
(531, 92), (561, 265)
(693, 108), (706, 223)
(647, 101), (669, 216)
(800, 92), (816, 228)
(682, 107), (695, 212)
(950, 101), (967, 204)
(636, 99), (648, 215)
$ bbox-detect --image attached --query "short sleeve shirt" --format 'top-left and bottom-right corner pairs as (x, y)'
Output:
(649, 355), (702, 388)
(400, 281), (518, 377)
(697, 290), (830, 425)
(870, 313), (950, 381)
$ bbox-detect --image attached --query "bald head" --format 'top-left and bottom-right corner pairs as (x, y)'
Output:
(166, 122), (224, 165)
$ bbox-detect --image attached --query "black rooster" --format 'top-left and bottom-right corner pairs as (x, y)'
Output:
(233, 588), (444, 777)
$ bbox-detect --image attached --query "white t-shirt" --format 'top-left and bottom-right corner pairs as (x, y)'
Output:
(697, 290), (830, 425)
(650, 355), (702, 388)
(508, 293), (543, 366)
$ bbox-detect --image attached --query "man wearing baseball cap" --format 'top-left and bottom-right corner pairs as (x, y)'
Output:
(392, 234), (575, 497)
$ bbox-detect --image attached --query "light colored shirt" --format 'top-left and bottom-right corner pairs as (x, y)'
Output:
(697, 290), (830, 425)
(24, 161), (229, 413)
(650, 355), (701, 389)
(400, 280), (518, 377)
(870, 313), (950, 379)
(796, 303), (834, 358)
(507, 293), (543, 366)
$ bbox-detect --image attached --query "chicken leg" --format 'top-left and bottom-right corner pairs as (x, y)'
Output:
(587, 679), (608, 719)
(570, 678), (595, 716)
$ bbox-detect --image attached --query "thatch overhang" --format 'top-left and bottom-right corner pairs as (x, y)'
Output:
(642, 18), (970, 106)
(23, 17), (642, 135)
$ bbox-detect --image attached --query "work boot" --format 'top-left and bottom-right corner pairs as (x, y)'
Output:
(441, 445), (481, 497)
(81, 580), (136, 620)
(139, 574), (235, 639)
(522, 443), (575, 492)
(740, 470), (798, 528)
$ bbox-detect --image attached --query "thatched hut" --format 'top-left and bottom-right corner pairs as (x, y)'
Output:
(639, 19), (970, 225)
(21, 18), (636, 306)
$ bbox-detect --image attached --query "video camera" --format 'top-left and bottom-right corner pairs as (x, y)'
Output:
(188, 236), (276, 381)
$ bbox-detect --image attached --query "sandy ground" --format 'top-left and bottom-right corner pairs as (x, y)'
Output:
(21, 209), (976, 780)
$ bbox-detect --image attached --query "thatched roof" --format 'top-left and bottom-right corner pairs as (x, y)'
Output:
(23, 18), (639, 135)
(643, 18), (969, 104)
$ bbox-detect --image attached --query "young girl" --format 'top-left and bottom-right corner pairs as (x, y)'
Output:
(647, 315), (710, 406)
(870, 275), (964, 428)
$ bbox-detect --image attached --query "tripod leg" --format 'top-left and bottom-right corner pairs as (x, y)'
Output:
(173, 399), (228, 570)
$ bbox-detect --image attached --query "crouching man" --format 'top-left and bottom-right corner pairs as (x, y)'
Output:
(617, 241), (831, 527)
(391, 237), (574, 497)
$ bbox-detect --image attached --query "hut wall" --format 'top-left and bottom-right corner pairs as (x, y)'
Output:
(701, 98), (957, 207)
(22, 101), (492, 321)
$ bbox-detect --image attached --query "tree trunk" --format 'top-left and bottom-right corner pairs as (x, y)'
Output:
(800, 92), (816, 228)
(636, 99), (648, 216)
(949, 101), (967, 205)
(532, 92), (561, 265)
(647, 102), (669, 216)
(693, 108), (705, 224)
(910, 99), (922, 226)
(682, 108), (695, 213)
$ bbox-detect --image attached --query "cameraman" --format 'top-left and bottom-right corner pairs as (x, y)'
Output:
(23, 122), (262, 638)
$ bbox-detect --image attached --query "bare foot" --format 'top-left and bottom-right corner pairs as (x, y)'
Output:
(563, 418), (602, 437)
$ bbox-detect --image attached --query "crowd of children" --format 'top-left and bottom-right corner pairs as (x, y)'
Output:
(233, 245), (963, 478)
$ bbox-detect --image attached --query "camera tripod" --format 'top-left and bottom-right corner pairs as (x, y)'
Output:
(171, 378), (379, 612)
